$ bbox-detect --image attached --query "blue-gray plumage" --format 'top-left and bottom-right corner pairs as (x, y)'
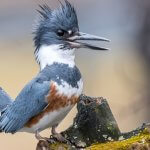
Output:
(0, 0), (109, 143)
(34, 0), (78, 51)
(0, 78), (49, 133)
(0, 88), (12, 110)
(0, 63), (81, 133)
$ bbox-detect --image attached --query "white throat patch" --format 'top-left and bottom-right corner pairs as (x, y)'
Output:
(35, 45), (75, 70)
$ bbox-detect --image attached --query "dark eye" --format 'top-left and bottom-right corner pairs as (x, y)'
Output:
(57, 29), (65, 37)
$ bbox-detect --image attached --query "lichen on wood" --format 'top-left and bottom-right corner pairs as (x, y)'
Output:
(62, 94), (121, 148)
(46, 128), (150, 150)
(87, 128), (150, 150)
(36, 95), (150, 150)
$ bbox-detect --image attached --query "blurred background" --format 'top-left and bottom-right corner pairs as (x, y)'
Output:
(0, 0), (150, 149)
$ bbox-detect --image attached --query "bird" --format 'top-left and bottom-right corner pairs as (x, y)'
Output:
(0, 0), (109, 143)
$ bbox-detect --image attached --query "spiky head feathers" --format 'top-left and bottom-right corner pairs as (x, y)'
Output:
(33, 0), (79, 50)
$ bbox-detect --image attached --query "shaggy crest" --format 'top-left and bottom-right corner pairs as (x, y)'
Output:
(33, 0), (79, 50)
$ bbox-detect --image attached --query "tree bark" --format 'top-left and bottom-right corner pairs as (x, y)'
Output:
(62, 94), (121, 148)
(36, 94), (150, 150)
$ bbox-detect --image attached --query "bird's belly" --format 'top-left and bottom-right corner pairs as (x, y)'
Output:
(21, 105), (74, 133)
(21, 79), (83, 133)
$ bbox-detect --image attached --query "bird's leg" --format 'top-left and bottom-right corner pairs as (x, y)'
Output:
(35, 130), (48, 141)
(35, 130), (55, 144)
(35, 131), (50, 150)
(51, 124), (67, 143)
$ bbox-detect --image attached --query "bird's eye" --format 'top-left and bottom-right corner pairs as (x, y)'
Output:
(57, 29), (65, 37)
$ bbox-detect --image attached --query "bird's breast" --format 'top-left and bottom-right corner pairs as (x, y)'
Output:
(23, 79), (83, 132)
(52, 78), (83, 98)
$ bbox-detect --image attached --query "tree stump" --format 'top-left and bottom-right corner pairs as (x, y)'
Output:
(62, 94), (120, 148)
(36, 94), (150, 150)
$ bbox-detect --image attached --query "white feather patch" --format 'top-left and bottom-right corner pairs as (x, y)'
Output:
(20, 105), (73, 133)
(36, 45), (75, 70)
(54, 79), (83, 98)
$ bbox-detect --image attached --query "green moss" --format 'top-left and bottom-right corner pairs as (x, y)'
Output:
(87, 129), (150, 150)
(49, 143), (70, 150)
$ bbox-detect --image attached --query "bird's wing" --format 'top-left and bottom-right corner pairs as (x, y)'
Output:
(0, 76), (51, 133)
(0, 88), (13, 111)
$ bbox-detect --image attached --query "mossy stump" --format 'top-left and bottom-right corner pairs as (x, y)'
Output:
(88, 128), (150, 150)
(62, 94), (120, 148)
(36, 95), (150, 150)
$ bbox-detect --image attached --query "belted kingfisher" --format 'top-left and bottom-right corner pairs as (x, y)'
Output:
(0, 0), (109, 143)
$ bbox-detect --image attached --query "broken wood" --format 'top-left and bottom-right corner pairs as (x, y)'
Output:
(36, 94), (150, 150)
(62, 94), (121, 148)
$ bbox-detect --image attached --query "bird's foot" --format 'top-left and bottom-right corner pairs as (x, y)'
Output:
(51, 133), (67, 143)
(35, 131), (56, 150)
(46, 137), (56, 144)
(35, 131), (56, 144)
(35, 131), (48, 141)
(51, 124), (68, 143)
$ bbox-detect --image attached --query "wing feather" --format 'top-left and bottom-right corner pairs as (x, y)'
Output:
(0, 77), (50, 133)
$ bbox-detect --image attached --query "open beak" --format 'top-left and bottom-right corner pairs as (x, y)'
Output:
(67, 32), (110, 50)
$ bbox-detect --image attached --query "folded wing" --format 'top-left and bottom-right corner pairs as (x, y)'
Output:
(0, 77), (50, 133)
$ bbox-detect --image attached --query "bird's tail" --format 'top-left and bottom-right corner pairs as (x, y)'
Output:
(0, 87), (13, 132)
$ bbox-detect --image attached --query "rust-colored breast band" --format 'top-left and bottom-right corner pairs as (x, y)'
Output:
(25, 82), (79, 128)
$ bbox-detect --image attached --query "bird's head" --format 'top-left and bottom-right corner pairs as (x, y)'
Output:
(33, 0), (109, 70)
